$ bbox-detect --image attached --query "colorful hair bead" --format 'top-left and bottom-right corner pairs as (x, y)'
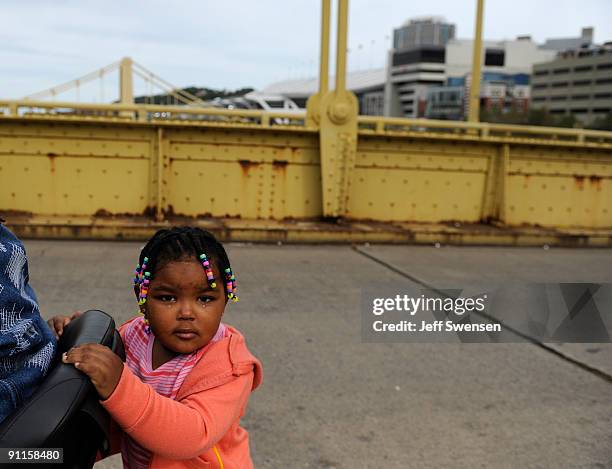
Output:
(133, 257), (150, 288)
(133, 264), (141, 285)
(140, 259), (148, 277)
(137, 271), (151, 305)
(224, 267), (239, 302)
(199, 253), (217, 289)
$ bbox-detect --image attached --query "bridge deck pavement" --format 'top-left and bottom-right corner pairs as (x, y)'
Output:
(22, 240), (612, 469)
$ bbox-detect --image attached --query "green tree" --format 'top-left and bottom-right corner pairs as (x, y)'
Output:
(556, 114), (577, 128)
(588, 112), (612, 131)
(526, 107), (555, 126)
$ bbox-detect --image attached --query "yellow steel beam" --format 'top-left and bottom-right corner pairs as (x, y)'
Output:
(305, 0), (331, 127)
(119, 57), (134, 106)
(468, 0), (485, 123)
(480, 143), (509, 222)
(1, 118), (610, 230)
(334, 0), (349, 94)
(319, 0), (330, 95)
(152, 127), (165, 221)
(318, 0), (359, 217)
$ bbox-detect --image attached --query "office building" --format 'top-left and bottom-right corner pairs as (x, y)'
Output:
(541, 27), (594, 52)
(384, 21), (599, 119)
(531, 42), (612, 124)
(425, 72), (530, 120)
(393, 17), (456, 49)
(385, 34), (555, 118)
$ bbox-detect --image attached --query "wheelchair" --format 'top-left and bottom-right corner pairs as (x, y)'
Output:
(0, 310), (125, 469)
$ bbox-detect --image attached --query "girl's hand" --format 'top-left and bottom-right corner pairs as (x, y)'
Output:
(47, 311), (84, 339)
(62, 344), (124, 400)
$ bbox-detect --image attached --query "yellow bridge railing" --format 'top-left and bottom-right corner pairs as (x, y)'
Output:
(358, 116), (612, 147)
(0, 100), (309, 130)
(3, 100), (612, 149)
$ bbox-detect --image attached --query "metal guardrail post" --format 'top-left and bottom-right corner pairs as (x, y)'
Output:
(137, 107), (147, 122)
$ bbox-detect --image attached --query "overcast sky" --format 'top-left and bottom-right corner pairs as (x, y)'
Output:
(2, 0), (611, 101)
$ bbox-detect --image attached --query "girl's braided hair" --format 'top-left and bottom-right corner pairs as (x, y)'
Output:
(135, 227), (234, 299)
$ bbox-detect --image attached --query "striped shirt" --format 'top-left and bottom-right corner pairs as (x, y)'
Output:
(120, 317), (226, 469)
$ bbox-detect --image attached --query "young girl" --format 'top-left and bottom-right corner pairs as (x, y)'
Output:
(48, 227), (262, 469)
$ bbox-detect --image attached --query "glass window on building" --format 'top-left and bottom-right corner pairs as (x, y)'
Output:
(392, 47), (446, 66)
(485, 49), (505, 66)
(362, 92), (384, 116)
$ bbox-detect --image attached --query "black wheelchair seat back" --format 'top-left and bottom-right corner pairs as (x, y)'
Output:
(0, 310), (125, 469)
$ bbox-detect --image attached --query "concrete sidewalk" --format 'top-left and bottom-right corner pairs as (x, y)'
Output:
(24, 241), (612, 468)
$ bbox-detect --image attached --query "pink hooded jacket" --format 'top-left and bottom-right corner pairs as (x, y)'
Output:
(98, 318), (263, 468)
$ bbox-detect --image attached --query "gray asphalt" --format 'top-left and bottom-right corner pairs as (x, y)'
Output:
(23, 241), (612, 469)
